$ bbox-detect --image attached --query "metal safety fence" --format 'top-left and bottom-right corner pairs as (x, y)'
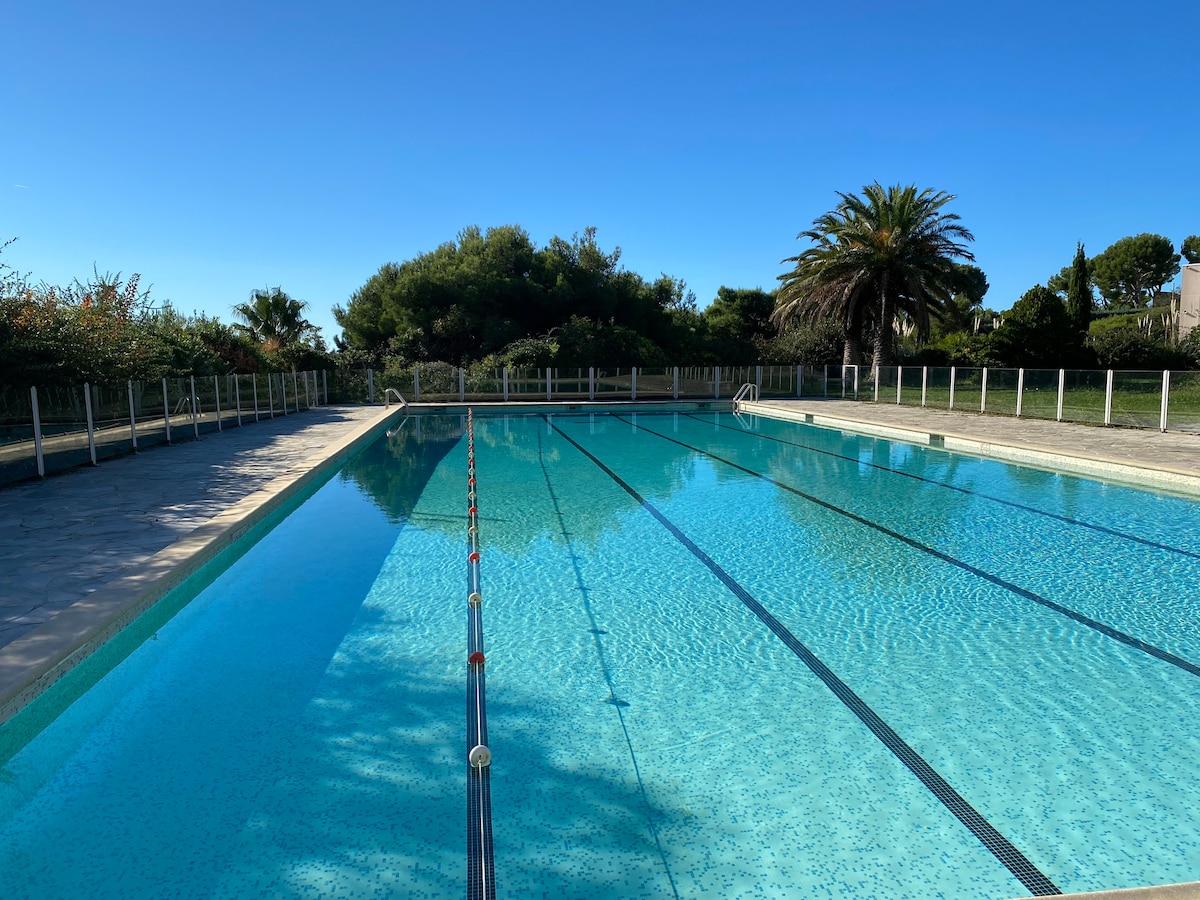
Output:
(1, 370), (329, 486)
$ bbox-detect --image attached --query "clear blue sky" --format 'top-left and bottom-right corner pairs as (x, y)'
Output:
(3, 0), (1197, 345)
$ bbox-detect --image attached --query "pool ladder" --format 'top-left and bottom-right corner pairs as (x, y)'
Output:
(383, 388), (408, 409)
(732, 382), (758, 410)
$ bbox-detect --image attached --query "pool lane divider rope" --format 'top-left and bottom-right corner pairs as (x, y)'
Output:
(684, 412), (1200, 563)
(464, 409), (496, 900)
(544, 416), (1062, 898)
(627, 416), (1200, 681)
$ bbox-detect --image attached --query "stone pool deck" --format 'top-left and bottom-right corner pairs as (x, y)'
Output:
(742, 399), (1200, 498)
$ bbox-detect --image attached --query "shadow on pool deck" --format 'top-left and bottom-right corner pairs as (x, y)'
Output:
(0, 405), (383, 651)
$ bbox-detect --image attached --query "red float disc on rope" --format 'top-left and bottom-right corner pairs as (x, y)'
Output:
(468, 477), (476, 485)
(468, 651), (485, 666)
(468, 506), (477, 515)
(469, 551), (481, 563)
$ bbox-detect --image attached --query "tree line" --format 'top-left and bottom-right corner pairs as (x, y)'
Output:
(3, 203), (1198, 392)
(0, 240), (327, 388)
(332, 225), (841, 371)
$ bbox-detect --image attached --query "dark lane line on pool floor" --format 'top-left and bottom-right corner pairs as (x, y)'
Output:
(623, 416), (1200, 681)
(684, 413), (1200, 563)
(533, 430), (681, 900)
(544, 416), (1062, 899)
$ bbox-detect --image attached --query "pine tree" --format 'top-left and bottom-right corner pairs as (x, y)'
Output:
(1065, 243), (1092, 339)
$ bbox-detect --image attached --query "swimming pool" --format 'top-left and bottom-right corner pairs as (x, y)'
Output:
(2, 409), (1199, 898)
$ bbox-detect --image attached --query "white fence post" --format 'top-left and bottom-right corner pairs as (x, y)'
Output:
(896, 366), (903, 405)
(873, 367), (879, 402)
(949, 367), (956, 410)
(292, 371), (300, 412)
(414, 367), (421, 402)
(235, 375), (243, 426)
(128, 380), (139, 449)
(673, 366), (679, 399)
(589, 367), (595, 401)
(1016, 368), (1025, 417)
(713, 367), (720, 399)
(252, 374), (260, 422)
(921, 366), (928, 407)
(981, 368), (989, 414)
(459, 367), (465, 402)
(31, 386), (45, 476)
(502, 367), (509, 401)
(1160, 370), (1171, 432)
(631, 367), (638, 400)
(367, 368), (375, 403)
(267, 373), (275, 418)
(84, 382), (97, 465)
(214, 375), (223, 430)
(191, 375), (200, 433)
(162, 378), (172, 442)
(1056, 369), (1066, 422)
(545, 367), (552, 401)
(1103, 370), (1114, 426)
(795, 365), (802, 398)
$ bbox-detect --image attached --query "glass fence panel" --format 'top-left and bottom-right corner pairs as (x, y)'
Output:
(0, 385), (37, 483)
(1167, 371), (1200, 433)
(676, 367), (715, 398)
(92, 382), (135, 459)
(34, 384), (92, 475)
(506, 367), (542, 397)
(415, 365), (458, 402)
(1061, 370), (1107, 425)
(235, 375), (260, 422)
(165, 378), (198, 439)
(954, 368), (984, 413)
(874, 366), (899, 402)
(193, 376), (223, 433)
(552, 368), (589, 399)
(329, 369), (369, 404)
(594, 368), (632, 396)
(758, 366), (795, 398)
(718, 366), (754, 399)
(637, 367), (675, 398)
(804, 366), (831, 397)
(924, 367), (952, 409)
(380, 366), (415, 402)
(1110, 371), (1163, 429)
(983, 368), (1019, 416)
(286, 372), (305, 413)
(464, 367), (503, 401)
(1020, 369), (1060, 420)
(898, 367), (924, 406)
(131, 380), (170, 449)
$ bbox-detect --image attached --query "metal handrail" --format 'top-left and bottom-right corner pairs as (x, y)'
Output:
(384, 387), (408, 409)
(732, 382), (758, 408)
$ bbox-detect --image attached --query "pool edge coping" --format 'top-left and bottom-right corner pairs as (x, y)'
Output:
(1010, 880), (1200, 899)
(0, 405), (403, 727)
(741, 401), (1200, 499)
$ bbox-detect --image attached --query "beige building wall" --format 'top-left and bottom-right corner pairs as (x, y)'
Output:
(1181, 264), (1200, 340)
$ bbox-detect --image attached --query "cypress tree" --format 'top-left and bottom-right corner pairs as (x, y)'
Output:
(1066, 243), (1092, 339)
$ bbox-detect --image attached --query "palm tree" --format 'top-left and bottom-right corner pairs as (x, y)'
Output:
(774, 183), (975, 368)
(232, 287), (315, 354)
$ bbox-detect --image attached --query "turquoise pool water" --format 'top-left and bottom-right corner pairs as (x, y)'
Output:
(2, 410), (1200, 898)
